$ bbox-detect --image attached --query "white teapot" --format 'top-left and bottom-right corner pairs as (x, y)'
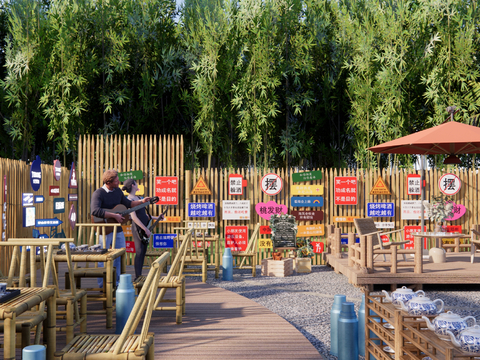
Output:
(447, 325), (480, 353)
(382, 286), (425, 308)
(400, 295), (444, 316)
(422, 311), (476, 341)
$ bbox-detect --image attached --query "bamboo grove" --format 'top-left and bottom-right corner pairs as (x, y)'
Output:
(0, 0), (479, 170)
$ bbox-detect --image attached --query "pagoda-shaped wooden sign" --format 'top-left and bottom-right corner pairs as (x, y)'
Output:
(190, 176), (212, 195)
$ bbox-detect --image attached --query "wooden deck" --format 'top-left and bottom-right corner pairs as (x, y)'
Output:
(2, 265), (323, 359)
(326, 251), (480, 289)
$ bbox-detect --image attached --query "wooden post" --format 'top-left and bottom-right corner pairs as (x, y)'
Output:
(360, 235), (366, 268)
(348, 233), (354, 267)
(334, 228), (342, 259)
(391, 245), (397, 274)
(414, 235), (422, 274)
(367, 235), (373, 271)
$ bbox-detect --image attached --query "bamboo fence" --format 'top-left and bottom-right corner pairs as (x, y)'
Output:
(2, 133), (480, 272)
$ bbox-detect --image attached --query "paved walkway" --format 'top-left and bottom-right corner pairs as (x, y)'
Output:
(47, 265), (323, 359)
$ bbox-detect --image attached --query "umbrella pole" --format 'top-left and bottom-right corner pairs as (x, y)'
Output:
(421, 155), (425, 236)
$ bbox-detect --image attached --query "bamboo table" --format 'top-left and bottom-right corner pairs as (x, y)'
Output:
(53, 248), (126, 329)
(0, 287), (56, 360)
(412, 232), (470, 252)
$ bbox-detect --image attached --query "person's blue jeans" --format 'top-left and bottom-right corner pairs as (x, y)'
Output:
(97, 231), (125, 288)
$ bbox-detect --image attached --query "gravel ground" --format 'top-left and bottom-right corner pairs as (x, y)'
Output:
(190, 264), (480, 360)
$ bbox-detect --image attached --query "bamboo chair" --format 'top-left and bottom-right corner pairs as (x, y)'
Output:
(470, 225), (480, 263)
(353, 218), (409, 262)
(134, 229), (190, 324)
(231, 223), (261, 277)
(174, 227), (209, 282)
(65, 223), (120, 300)
(54, 251), (170, 360)
(0, 239), (87, 345)
(0, 249), (31, 287)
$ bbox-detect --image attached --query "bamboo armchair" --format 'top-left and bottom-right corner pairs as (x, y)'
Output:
(231, 223), (260, 277)
(54, 251), (170, 360)
(353, 218), (409, 262)
(134, 229), (190, 324)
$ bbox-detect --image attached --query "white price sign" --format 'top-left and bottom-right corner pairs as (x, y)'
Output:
(401, 200), (428, 220)
(222, 200), (250, 220)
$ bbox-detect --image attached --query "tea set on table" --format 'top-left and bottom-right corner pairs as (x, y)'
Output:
(381, 286), (480, 357)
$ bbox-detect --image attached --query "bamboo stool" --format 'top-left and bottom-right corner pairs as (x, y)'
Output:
(54, 252), (170, 360)
(134, 229), (190, 324)
(232, 223), (260, 277)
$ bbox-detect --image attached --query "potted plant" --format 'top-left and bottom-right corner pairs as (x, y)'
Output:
(423, 195), (454, 232)
(295, 237), (314, 273)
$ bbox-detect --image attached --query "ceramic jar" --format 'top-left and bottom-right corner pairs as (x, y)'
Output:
(382, 286), (425, 308)
(422, 311), (477, 341)
(400, 295), (444, 316)
(447, 325), (480, 353)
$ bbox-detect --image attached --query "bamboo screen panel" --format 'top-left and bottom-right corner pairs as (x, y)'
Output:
(0, 157), (76, 275)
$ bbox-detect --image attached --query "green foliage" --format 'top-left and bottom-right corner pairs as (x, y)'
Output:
(296, 237), (314, 258)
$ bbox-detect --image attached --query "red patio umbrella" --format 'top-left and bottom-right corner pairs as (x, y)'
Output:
(368, 107), (480, 234)
(369, 120), (480, 157)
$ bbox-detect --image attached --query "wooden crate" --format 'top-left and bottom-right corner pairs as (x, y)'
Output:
(261, 258), (294, 277)
(295, 258), (312, 273)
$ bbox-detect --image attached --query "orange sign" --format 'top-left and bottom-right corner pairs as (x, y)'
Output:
(163, 216), (181, 223)
(190, 176), (212, 195)
(296, 225), (324, 237)
(333, 216), (359, 222)
(122, 225), (132, 237)
(370, 177), (391, 195)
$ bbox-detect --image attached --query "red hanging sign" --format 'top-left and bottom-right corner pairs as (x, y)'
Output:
(225, 226), (248, 251)
(334, 176), (357, 205)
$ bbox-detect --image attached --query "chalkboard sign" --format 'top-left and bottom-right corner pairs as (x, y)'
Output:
(270, 214), (297, 248)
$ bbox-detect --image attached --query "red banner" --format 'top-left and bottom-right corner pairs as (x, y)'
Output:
(154, 176), (178, 205)
(225, 226), (248, 251)
(311, 241), (324, 253)
(126, 240), (136, 253)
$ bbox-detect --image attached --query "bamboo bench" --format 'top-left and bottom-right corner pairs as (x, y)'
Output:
(133, 229), (190, 324)
(54, 251), (170, 360)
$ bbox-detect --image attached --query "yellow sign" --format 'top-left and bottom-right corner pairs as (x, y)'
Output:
(122, 184), (144, 196)
(296, 224), (324, 237)
(259, 238), (273, 248)
(333, 216), (360, 223)
(122, 225), (132, 237)
(190, 176), (212, 195)
(291, 185), (324, 195)
(163, 216), (181, 223)
(370, 177), (391, 195)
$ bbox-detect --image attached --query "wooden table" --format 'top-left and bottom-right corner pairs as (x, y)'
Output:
(0, 287), (56, 360)
(411, 232), (470, 251)
(53, 248), (126, 329)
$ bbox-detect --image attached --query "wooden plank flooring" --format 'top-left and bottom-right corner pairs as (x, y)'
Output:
(2, 264), (323, 359)
(326, 252), (480, 288)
